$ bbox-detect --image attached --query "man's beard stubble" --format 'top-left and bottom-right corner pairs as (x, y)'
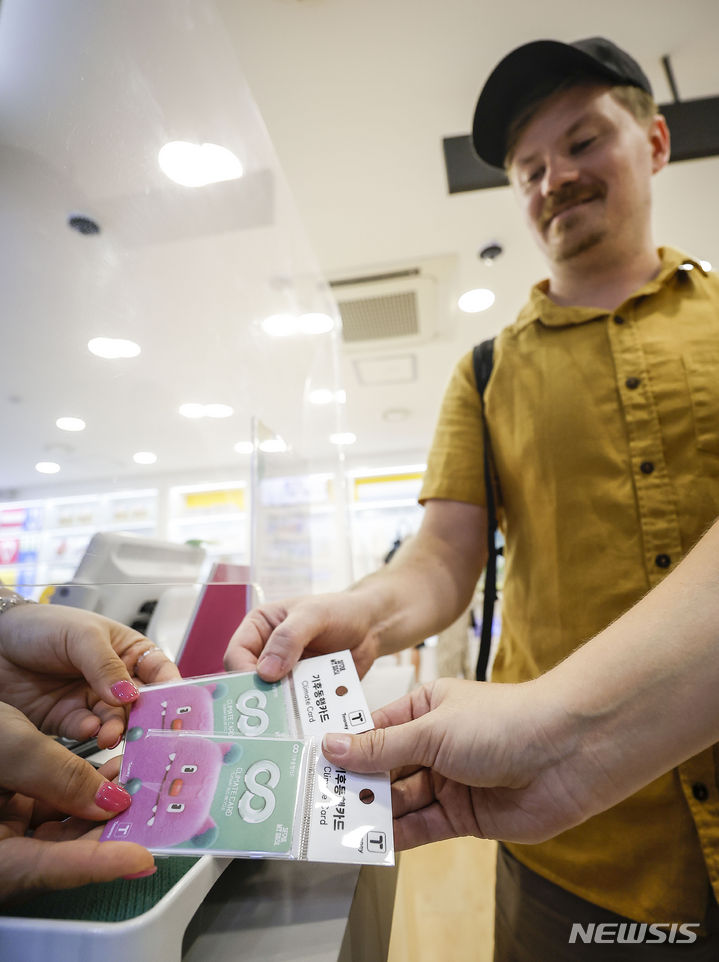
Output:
(540, 181), (608, 263)
(551, 225), (607, 263)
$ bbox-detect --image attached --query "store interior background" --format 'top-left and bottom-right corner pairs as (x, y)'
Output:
(1, 3), (718, 956)
(2, 0), (718, 599)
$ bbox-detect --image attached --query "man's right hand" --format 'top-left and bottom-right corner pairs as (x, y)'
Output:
(224, 591), (381, 681)
(224, 501), (489, 682)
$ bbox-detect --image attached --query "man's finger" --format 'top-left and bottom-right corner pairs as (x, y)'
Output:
(253, 608), (327, 681)
(370, 685), (434, 730)
(224, 615), (265, 672)
(393, 804), (457, 851)
(322, 718), (434, 774)
(390, 767), (436, 818)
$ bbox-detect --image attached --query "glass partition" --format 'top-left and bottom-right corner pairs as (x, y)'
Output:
(0, 0), (352, 601)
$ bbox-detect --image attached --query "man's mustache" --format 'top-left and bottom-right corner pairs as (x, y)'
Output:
(539, 183), (606, 230)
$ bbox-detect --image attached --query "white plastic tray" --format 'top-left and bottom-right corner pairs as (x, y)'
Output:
(0, 856), (230, 962)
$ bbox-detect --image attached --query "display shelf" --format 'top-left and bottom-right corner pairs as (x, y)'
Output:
(167, 483), (250, 583)
(347, 469), (425, 583)
(351, 498), (420, 511)
(0, 490), (159, 589)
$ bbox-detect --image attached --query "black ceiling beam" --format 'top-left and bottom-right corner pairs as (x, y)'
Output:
(443, 95), (719, 194)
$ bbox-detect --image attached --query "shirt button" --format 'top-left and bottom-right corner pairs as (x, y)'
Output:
(692, 782), (709, 802)
(625, 376), (641, 389)
(613, 315), (626, 325)
(655, 554), (671, 569)
(640, 461), (655, 474)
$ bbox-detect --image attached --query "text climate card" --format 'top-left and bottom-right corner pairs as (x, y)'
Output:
(291, 650), (375, 737)
(305, 752), (393, 865)
(102, 652), (394, 866)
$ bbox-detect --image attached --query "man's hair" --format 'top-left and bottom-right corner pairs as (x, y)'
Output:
(504, 79), (659, 169)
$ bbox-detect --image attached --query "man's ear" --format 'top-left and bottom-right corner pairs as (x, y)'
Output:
(649, 114), (671, 174)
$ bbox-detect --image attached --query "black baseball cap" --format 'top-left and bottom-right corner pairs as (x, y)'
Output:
(472, 37), (653, 169)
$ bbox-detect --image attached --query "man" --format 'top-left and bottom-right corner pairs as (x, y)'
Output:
(226, 37), (719, 958)
(320, 514), (719, 853)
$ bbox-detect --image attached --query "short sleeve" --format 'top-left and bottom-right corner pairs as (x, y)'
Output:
(419, 349), (487, 507)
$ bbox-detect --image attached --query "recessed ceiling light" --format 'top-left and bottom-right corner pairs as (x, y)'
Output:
(308, 388), (346, 405)
(179, 403), (205, 419)
(88, 337), (141, 359)
(133, 451), (157, 465)
(56, 416), (86, 432)
(234, 441), (254, 455)
(458, 288), (496, 313)
(299, 312), (334, 335)
(259, 438), (288, 453)
(261, 313), (298, 337)
(203, 403), (234, 419)
(329, 432), (357, 446)
(700, 260), (713, 272)
(35, 461), (60, 474)
(158, 141), (243, 188)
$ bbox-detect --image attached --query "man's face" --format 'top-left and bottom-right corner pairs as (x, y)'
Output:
(508, 84), (663, 267)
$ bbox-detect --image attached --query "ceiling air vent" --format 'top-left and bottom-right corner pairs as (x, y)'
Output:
(339, 290), (419, 343)
(330, 257), (455, 350)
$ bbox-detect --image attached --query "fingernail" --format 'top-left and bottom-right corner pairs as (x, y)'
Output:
(111, 680), (140, 702)
(257, 653), (283, 678)
(322, 733), (351, 757)
(108, 734), (123, 751)
(123, 866), (158, 880)
(95, 781), (132, 813)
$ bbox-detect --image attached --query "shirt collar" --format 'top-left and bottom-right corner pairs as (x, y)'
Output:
(515, 247), (707, 330)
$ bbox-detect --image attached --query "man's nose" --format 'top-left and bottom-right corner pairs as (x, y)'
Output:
(541, 155), (580, 196)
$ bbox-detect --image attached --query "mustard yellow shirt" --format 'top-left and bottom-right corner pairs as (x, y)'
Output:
(420, 247), (719, 923)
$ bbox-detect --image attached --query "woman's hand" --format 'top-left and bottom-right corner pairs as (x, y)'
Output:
(0, 603), (181, 748)
(0, 702), (154, 902)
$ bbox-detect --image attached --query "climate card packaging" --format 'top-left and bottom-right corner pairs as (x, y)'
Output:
(101, 652), (394, 866)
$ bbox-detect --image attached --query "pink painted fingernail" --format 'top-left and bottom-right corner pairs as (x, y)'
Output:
(111, 680), (139, 702)
(123, 866), (158, 880)
(108, 734), (123, 751)
(95, 781), (132, 813)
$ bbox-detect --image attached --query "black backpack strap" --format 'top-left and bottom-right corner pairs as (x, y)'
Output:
(472, 338), (499, 681)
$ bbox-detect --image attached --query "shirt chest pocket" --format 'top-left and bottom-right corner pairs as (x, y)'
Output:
(684, 352), (719, 457)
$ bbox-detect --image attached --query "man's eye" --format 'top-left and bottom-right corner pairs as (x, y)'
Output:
(526, 167), (543, 185)
(571, 137), (595, 154)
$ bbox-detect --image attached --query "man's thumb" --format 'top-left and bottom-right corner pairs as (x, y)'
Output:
(322, 722), (425, 773)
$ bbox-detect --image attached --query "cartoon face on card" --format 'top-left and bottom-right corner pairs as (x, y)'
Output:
(103, 733), (304, 855)
(125, 672), (296, 742)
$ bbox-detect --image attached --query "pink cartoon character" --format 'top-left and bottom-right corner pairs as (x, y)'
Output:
(126, 680), (228, 742)
(105, 733), (241, 849)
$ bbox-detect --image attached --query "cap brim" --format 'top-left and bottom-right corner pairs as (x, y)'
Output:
(472, 40), (631, 168)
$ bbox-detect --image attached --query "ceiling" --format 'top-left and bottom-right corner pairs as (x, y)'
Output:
(2, 0), (719, 498)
